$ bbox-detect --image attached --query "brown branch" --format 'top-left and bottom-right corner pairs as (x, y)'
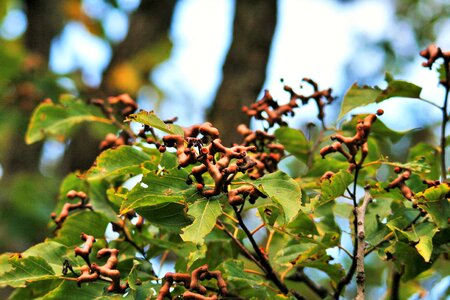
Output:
(232, 207), (305, 300)
(216, 220), (265, 271)
(287, 268), (330, 298)
(334, 165), (361, 299)
(389, 266), (403, 300)
(355, 186), (372, 300)
(440, 58), (450, 181)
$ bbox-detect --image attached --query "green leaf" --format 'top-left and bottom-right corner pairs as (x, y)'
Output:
(221, 259), (264, 286)
(386, 242), (431, 281)
(299, 257), (344, 284)
(339, 83), (382, 119)
(0, 253), (13, 275)
(317, 170), (353, 206)
(394, 222), (438, 262)
(408, 143), (439, 179)
(180, 199), (223, 244)
(415, 184), (450, 228)
(36, 280), (108, 299)
(274, 127), (310, 162)
(135, 202), (193, 233)
(437, 63), (448, 84)
(50, 211), (110, 246)
(120, 168), (192, 214)
(313, 200), (341, 234)
(365, 198), (392, 245)
(377, 73), (422, 102)
(27, 280), (109, 300)
(22, 242), (70, 274)
(85, 146), (151, 181)
(126, 110), (184, 136)
(26, 95), (112, 144)
(286, 211), (319, 236)
(339, 74), (422, 119)
(253, 171), (302, 224)
(274, 242), (318, 265)
(0, 255), (56, 288)
(88, 180), (121, 220)
(128, 260), (141, 291)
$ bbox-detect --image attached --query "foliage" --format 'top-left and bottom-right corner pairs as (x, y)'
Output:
(0, 46), (450, 300)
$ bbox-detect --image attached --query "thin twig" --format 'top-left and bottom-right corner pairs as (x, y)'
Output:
(232, 207), (305, 300)
(265, 230), (275, 254)
(337, 244), (354, 259)
(334, 165), (361, 299)
(355, 185), (372, 300)
(287, 268), (330, 298)
(250, 223), (266, 236)
(417, 97), (443, 110)
(244, 268), (266, 276)
(216, 220), (265, 271)
(222, 211), (239, 223)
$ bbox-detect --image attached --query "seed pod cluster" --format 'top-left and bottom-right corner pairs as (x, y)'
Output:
(156, 122), (267, 206)
(319, 110), (383, 172)
(73, 233), (127, 293)
(242, 78), (334, 128)
(157, 264), (227, 300)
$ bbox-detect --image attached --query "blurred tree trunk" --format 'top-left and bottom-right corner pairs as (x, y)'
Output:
(63, 0), (177, 172)
(208, 0), (277, 145)
(100, 0), (177, 95)
(2, 0), (63, 174)
(24, 0), (63, 60)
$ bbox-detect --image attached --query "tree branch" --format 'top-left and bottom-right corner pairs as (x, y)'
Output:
(389, 266), (403, 300)
(232, 207), (305, 300)
(287, 268), (330, 298)
(334, 166), (361, 299)
(216, 220), (265, 271)
(440, 58), (450, 181)
(355, 186), (372, 300)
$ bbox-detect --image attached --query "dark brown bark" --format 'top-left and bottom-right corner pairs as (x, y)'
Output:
(208, 0), (277, 145)
(100, 0), (177, 95)
(24, 0), (63, 60)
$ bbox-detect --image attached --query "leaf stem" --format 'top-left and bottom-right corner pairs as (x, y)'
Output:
(265, 230), (275, 254)
(337, 244), (354, 259)
(417, 97), (442, 110)
(222, 211), (239, 223)
(244, 268), (266, 276)
(250, 223), (266, 235)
